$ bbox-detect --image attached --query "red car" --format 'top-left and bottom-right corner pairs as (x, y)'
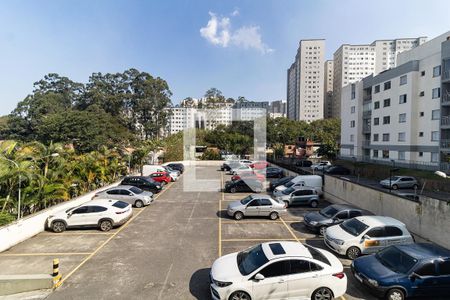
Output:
(149, 172), (171, 185)
(250, 161), (270, 169)
(231, 171), (265, 182)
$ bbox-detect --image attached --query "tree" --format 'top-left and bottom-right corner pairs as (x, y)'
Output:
(310, 118), (341, 159)
(236, 96), (248, 103)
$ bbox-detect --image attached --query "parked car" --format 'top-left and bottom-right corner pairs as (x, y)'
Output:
(227, 194), (286, 220)
(162, 165), (180, 181)
(262, 167), (284, 178)
(379, 176), (419, 190)
(395, 192), (420, 202)
(121, 176), (163, 194)
(352, 243), (450, 300)
(231, 171), (265, 182)
(295, 160), (313, 167)
(229, 164), (253, 175)
(148, 172), (171, 185)
(221, 161), (239, 171)
(93, 185), (153, 208)
(224, 179), (263, 193)
(238, 159), (253, 166)
(324, 216), (414, 260)
(324, 165), (351, 175)
(275, 187), (319, 208)
(269, 176), (294, 191)
(142, 164), (167, 176)
(304, 204), (372, 236)
(249, 161), (269, 169)
(165, 162), (184, 174)
(47, 199), (132, 233)
(273, 175), (323, 196)
(210, 241), (347, 300)
(311, 161), (332, 171)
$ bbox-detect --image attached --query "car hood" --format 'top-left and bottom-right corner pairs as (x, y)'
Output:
(142, 191), (154, 197)
(211, 252), (242, 282)
(325, 224), (357, 241)
(228, 201), (244, 210)
(353, 254), (399, 281)
(274, 185), (287, 192)
(304, 212), (330, 224)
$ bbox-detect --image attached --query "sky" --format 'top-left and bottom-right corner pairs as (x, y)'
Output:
(0, 0), (450, 115)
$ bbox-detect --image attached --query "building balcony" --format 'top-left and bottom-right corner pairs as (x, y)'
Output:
(443, 70), (450, 82)
(363, 110), (372, 118)
(442, 139), (450, 150)
(362, 125), (371, 133)
(362, 140), (371, 148)
(442, 92), (450, 105)
(442, 116), (450, 127)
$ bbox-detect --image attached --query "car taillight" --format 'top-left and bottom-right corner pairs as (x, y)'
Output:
(333, 272), (345, 279)
(116, 210), (127, 214)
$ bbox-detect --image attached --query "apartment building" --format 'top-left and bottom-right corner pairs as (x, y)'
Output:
(286, 39), (325, 122)
(167, 106), (232, 134)
(333, 37), (427, 118)
(268, 100), (287, 118)
(232, 101), (269, 121)
(340, 32), (450, 172)
(324, 60), (334, 119)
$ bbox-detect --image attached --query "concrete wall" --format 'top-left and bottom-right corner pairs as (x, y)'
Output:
(0, 181), (121, 253)
(324, 174), (450, 249)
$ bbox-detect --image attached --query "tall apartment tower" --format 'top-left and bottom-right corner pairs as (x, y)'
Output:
(286, 39), (325, 122)
(324, 60), (334, 118)
(332, 37), (427, 118)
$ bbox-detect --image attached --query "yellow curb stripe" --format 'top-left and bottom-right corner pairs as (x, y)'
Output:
(280, 217), (301, 243)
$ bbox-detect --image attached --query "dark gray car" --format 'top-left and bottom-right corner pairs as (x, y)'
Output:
(303, 204), (372, 236)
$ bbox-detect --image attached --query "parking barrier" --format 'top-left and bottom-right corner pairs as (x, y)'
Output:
(52, 258), (62, 288)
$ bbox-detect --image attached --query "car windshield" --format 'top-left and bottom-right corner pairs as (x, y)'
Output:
(320, 206), (339, 218)
(240, 195), (254, 205)
(339, 218), (369, 236)
(376, 246), (418, 274)
(237, 244), (269, 276)
(282, 187), (295, 195)
(385, 176), (401, 181)
(129, 186), (143, 194)
(112, 201), (129, 209)
(285, 181), (294, 188)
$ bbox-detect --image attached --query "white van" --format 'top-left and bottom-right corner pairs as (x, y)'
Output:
(142, 165), (167, 176)
(273, 175), (323, 196)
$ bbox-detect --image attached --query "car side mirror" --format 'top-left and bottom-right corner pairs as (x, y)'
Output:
(254, 273), (265, 281)
(67, 212), (72, 218)
(409, 272), (421, 281)
(363, 235), (370, 240)
(129, 192), (133, 196)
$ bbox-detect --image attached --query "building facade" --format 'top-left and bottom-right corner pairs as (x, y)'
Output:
(268, 100), (287, 118)
(332, 37), (427, 118)
(340, 32), (450, 172)
(324, 60), (334, 119)
(286, 39), (325, 122)
(232, 101), (269, 121)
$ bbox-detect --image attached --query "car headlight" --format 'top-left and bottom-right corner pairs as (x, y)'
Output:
(212, 279), (232, 288)
(309, 221), (318, 225)
(157, 185), (161, 189)
(335, 239), (345, 245)
(368, 279), (378, 287)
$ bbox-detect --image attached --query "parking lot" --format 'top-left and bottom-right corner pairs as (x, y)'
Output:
(0, 164), (376, 300)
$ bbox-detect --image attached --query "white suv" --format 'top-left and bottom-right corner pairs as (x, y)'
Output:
(324, 216), (414, 259)
(47, 199), (133, 233)
(210, 241), (347, 300)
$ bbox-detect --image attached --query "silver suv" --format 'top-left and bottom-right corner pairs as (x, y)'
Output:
(379, 176), (419, 190)
(275, 187), (319, 208)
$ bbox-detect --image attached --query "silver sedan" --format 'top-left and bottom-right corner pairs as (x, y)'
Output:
(227, 194), (286, 220)
(93, 185), (153, 208)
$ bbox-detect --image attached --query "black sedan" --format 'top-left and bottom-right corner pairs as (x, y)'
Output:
(269, 176), (294, 191)
(166, 163), (184, 174)
(224, 179), (263, 193)
(263, 167), (285, 178)
(121, 176), (163, 194)
(324, 165), (351, 175)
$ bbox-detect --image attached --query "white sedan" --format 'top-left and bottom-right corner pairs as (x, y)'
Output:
(210, 241), (347, 300)
(310, 161), (331, 171)
(229, 164), (253, 175)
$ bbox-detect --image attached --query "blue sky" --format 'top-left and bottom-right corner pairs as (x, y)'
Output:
(0, 0), (449, 115)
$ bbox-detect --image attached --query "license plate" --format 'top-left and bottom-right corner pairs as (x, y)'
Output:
(355, 273), (363, 283)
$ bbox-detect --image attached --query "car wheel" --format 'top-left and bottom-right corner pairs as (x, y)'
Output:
(229, 291), (251, 300)
(99, 220), (113, 232)
(319, 226), (327, 236)
(135, 200), (144, 208)
(283, 201), (290, 208)
(346, 246), (361, 260)
(234, 211), (244, 220)
(52, 221), (66, 233)
(392, 184), (398, 190)
(412, 184), (418, 189)
(311, 287), (333, 300)
(269, 212), (279, 220)
(310, 200), (318, 208)
(230, 187), (236, 193)
(385, 288), (405, 300)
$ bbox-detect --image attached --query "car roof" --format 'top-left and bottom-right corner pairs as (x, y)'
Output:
(262, 241), (312, 261)
(395, 243), (450, 260)
(83, 199), (120, 206)
(355, 216), (405, 227)
(329, 204), (357, 210)
(249, 194), (272, 199)
(107, 185), (135, 190)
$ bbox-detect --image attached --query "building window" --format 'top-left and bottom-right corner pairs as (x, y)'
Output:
(400, 75), (407, 85)
(419, 152), (423, 157)
(398, 151), (406, 160)
(421, 71), (425, 76)
(382, 133), (390, 141)
(350, 134), (354, 142)
(399, 94), (407, 104)
(350, 120), (355, 128)
(398, 132), (406, 142)
(433, 66), (441, 77)
(419, 91), (425, 97)
(373, 150), (379, 158)
(431, 131), (440, 141)
(382, 150), (389, 158)
(383, 98), (391, 107)
(399, 113), (406, 123)
(374, 101), (380, 109)
(419, 132), (424, 137)
(432, 109), (440, 120)
(384, 81), (391, 90)
(383, 116), (390, 124)
(374, 117), (380, 125)
(374, 85), (380, 93)
(432, 88), (441, 99)
(373, 134), (379, 141)
(351, 106), (356, 113)
(431, 152), (439, 162)
(420, 112), (424, 117)
(351, 84), (356, 99)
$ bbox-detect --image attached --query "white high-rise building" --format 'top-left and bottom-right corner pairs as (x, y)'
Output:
(340, 31), (450, 172)
(324, 60), (334, 119)
(286, 39), (325, 122)
(167, 107), (232, 135)
(332, 37), (427, 118)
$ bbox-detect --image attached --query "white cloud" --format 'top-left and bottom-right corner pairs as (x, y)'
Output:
(199, 11), (273, 54)
(231, 9), (239, 16)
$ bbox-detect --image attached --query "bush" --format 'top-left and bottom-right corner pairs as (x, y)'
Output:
(0, 212), (15, 227)
(201, 149), (221, 160)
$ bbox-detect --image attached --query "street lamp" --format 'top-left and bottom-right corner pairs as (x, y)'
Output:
(389, 160), (399, 193)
